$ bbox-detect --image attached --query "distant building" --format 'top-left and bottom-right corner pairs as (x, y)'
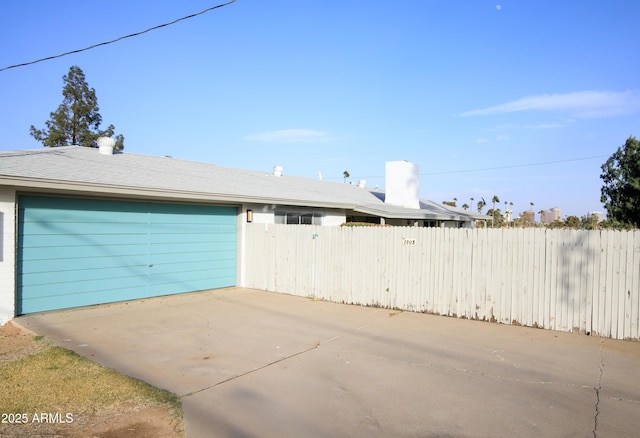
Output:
(587, 211), (604, 222)
(504, 209), (513, 223)
(541, 208), (561, 224)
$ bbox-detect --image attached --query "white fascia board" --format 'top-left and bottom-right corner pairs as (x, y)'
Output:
(0, 176), (358, 210)
(353, 205), (468, 221)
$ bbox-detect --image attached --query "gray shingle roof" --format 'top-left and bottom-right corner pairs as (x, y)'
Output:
(0, 146), (489, 221)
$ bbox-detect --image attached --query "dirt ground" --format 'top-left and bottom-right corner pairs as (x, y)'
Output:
(0, 322), (183, 438)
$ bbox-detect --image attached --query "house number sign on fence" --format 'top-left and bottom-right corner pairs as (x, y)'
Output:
(402, 237), (417, 246)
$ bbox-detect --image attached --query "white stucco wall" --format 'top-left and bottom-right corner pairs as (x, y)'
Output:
(245, 203), (278, 224)
(244, 203), (347, 226)
(322, 210), (347, 226)
(0, 188), (16, 325)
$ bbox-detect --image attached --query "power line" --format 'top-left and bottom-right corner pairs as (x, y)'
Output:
(422, 154), (609, 176)
(325, 154), (609, 180)
(0, 0), (237, 72)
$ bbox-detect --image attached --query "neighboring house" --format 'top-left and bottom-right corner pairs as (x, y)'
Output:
(0, 146), (488, 322)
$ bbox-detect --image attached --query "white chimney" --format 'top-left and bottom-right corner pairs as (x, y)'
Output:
(273, 165), (283, 177)
(357, 179), (366, 188)
(384, 161), (420, 209)
(97, 136), (116, 155)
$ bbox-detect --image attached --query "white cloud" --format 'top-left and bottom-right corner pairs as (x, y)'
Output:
(245, 129), (336, 144)
(460, 90), (640, 118)
(496, 134), (509, 141)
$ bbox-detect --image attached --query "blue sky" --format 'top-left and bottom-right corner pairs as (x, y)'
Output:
(1, 0), (639, 218)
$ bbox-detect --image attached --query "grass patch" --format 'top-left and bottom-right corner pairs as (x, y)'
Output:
(0, 345), (182, 421)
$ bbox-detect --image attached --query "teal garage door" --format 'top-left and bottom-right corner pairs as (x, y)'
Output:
(17, 196), (237, 314)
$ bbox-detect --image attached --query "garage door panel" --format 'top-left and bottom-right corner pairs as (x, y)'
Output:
(149, 249), (237, 266)
(151, 223), (236, 232)
(151, 273), (235, 295)
(21, 232), (149, 248)
(21, 197), (149, 221)
(149, 233), (220, 245)
(150, 281), (215, 296)
(149, 203), (235, 217)
(20, 263), (149, 288)
(20, 272), (150, 303)
(20, 220), (149, 234)
(20, 244), (148, 261)
(149, 252), (223, 265)
(150, 246), (235, 262)
(18, 196), (237, 314)
(24, 286), (159, 315)
(148, 236), (236, 249)
(21, 254), (149, 273)
(151, 258), (236, 275)
(150, 241), (223, 254)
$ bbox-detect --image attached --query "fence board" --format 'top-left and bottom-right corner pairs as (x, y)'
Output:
(244, 225), (640, 340)
(628, 233), (640, 339)
(631, 232), (640, 339)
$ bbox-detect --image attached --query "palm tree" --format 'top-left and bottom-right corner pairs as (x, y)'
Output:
(508, 202), (514, 228)
(491, 195), (500, 227)
(477, 198), (486, 214)
(504, 201), (509, 227)
(343, 170), (350, 183)
(462, 203), (469, 210)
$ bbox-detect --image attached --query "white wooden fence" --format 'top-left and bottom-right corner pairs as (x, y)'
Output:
(244, 224), (640, 341)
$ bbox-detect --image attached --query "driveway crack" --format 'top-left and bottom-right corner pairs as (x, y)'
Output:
(180, 343), (320, 399)
(593, 341), (604, 438)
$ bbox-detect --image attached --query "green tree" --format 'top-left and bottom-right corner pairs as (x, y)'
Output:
(343, 170), (350, 183)
(600, 136), (640, 227)
(547, 219), (565, 229)
(487, 208), (504, 227)
(462, 203), (469, 210)
(30, 66), (124, 150)
(515, 210), (535, 227)
(564, 215), (581, 229)
(581, 215), (600, 230)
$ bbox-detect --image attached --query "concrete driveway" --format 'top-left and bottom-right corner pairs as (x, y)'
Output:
(15, 288), (640, 437)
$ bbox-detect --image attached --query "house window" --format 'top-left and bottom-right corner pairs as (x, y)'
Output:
(275, 210), (323, 225)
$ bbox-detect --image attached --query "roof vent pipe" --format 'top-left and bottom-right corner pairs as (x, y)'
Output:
(357, 179), (366, 188)
(97, 137), (116, 155)
(273, 165), (283, 177)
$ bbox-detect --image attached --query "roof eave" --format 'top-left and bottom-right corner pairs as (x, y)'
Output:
(353, 205), (475, 221)
(0, 176), (357, 210)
